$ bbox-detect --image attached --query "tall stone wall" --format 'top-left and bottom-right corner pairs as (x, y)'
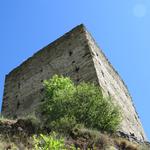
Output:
(84, 29), (146, 141)
(2, 25), (98, 117)
(2, 24), (146, 141)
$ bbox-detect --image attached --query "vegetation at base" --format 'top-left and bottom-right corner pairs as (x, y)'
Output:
(2, 75), (149, 149)
(40, 75), (122, 134)
(33, 132), (69, 150)
(0, 118), (149, 150)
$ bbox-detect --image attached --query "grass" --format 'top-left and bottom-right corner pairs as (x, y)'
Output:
(114, 138), (138, 150)
(0, 117), (149, 150)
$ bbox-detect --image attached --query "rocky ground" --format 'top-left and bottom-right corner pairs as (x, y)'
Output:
(0, 118), (149, 150)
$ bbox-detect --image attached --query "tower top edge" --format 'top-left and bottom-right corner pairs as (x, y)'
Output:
(6, 24), (88, 76)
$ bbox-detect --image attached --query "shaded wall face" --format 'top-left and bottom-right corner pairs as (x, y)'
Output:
(2, 28), (98, 118)
(84, 31), (146, 140)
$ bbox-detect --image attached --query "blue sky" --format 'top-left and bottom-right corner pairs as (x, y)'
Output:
(0, 1), (150, 139)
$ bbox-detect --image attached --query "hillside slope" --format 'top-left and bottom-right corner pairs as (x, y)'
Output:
(0, 118), (149, 150)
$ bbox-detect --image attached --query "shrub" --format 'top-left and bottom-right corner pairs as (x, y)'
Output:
(49, 116), (77, 134)
(40, 75), (122, 133)
(20, 114), (41, 127)
(33, 132), (67, 150)
(73, 83), (121, 132)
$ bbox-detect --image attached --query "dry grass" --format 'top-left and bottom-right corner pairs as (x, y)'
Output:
(0, 133), (149, 150)
(0, 134), (33, 150)
(0, 118), (149, 150)
(114, 138), (139, 150)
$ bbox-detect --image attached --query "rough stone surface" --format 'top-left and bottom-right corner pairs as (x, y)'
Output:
(2, 24), (147, 141)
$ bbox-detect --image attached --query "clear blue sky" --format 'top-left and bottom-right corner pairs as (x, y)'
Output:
(0, 0), (150, 140)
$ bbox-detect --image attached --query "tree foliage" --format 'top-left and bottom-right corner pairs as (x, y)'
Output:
(41, 75), (122, 133)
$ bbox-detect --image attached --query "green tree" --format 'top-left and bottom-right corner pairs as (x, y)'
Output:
(41, 75), (122, 133)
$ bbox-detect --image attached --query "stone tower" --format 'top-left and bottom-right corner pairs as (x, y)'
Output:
(2, 24), (146, 141)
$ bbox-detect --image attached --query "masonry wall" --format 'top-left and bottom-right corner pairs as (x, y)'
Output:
(84, 30), (146, 140)
(2, 26), (98, 118)
(2, 25), (146, 141)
